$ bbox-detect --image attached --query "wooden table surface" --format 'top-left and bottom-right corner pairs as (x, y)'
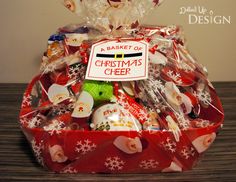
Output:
(0, 83), (235, 182)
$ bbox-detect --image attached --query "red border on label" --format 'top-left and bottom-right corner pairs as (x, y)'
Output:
(86, 40), (149, 81)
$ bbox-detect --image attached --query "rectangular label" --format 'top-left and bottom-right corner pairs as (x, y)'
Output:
(85, 39), (149, 81)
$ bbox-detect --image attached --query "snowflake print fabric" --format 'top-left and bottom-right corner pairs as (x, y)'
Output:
(19, 0), (224, 174)
(105, 157), (125, 171)
(162, 137), (177, 153)
(75, 139), (96, 155)
(31, 139), (44, 166)
(139, 159), (159, 170)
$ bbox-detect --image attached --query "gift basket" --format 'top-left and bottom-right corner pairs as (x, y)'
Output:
(19, 0), (224, 173)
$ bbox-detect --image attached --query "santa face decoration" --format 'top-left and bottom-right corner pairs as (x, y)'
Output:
(72, 91), (94, 118)
(164, 82), (194, 114)
(49, 145), (68, 163)
(65, 33), (88, 47)
(113, 136), (143, 154)
(192, 133), (216, 153)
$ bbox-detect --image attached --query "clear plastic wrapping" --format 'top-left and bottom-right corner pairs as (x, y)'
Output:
(63, 0), (164, 34)
(19, 0), (224, 173)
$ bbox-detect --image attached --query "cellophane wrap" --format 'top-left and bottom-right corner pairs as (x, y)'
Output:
(19, 0), (224, 173)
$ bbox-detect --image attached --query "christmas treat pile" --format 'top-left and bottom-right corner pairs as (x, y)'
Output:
(19, 0), (224, 173)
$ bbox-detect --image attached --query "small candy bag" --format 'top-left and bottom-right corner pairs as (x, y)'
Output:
(19, 0), (224, 173)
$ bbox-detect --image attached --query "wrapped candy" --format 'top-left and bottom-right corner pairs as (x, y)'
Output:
(19, 0), (224, 173)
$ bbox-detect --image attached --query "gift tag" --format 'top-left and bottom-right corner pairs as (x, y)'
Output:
(72, 91), (94, 118)
(85, 39), (149, 81)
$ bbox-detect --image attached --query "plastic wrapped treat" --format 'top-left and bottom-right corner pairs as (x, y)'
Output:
(19, 0), (224, 173)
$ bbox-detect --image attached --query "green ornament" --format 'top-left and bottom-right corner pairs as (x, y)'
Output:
(82, 80), (114, 105)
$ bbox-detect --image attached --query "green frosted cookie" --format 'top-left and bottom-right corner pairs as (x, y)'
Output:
(82, 80), (114, 105)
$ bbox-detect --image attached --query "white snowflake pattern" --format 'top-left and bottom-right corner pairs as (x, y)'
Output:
(31, 139), (44, 166)
(105, 157), (125, 171)
(161, 137), (177, 153)
(61, 167), (78, 174)
(181, 146), (196, 159)
(137, 109), (149, 122)
(117, 97), (129, 109)
(149, 63), (160, 78)
(51, 105), (72, 116)
(176, 115), (190, 130)
(28, 116), (42, 128)
(43, 119), (65, 135)
(152, 79), (165, 93)
(118, 93), (126, 102)
(22, 94), (32, 107)
(195, 119), (213, 128)
(75, 139), (97, 155)
(68, 64), (81, 79)
(139, 159), (159, 169)
(167, 70), (183, 85)
(144, 81), (160, 103)
(19, 116), (29, 125)
(194, 90), (212, 106)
